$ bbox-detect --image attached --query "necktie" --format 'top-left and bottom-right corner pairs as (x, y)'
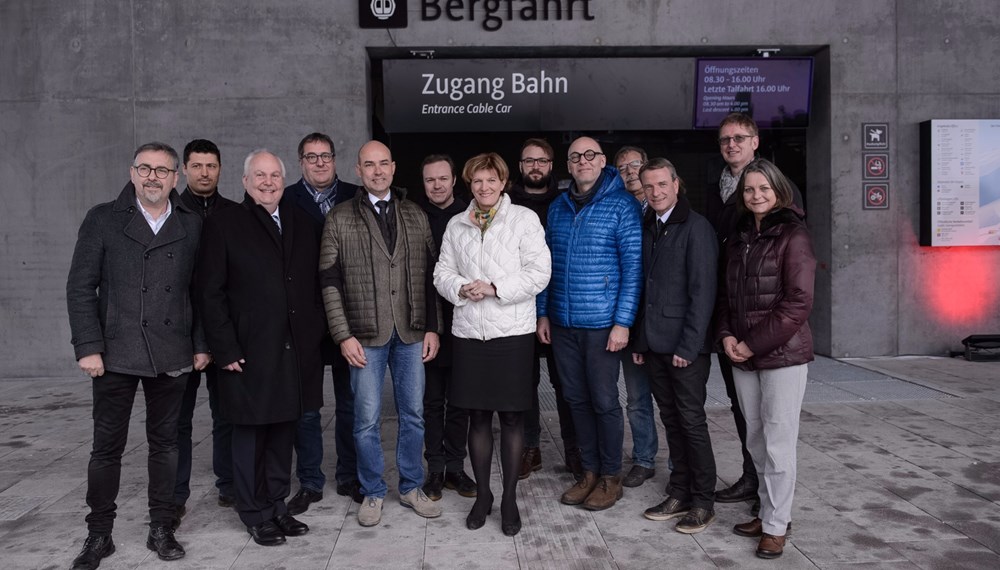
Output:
(656, 219), (664, 236)
(375, 200), (392, 250)
(271, 213), (282, 235)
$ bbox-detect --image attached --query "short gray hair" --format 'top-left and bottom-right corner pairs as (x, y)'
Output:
(243, 149), (286, 178)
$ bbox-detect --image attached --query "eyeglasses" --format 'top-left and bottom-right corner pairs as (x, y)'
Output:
(617, 160), (643, 172)
(718, 134), (754, 147)
(133, 164), (176, 179)
(520, 157), (552, 167)
(301, 152), (334, 164)
(568, 150), (604, 163)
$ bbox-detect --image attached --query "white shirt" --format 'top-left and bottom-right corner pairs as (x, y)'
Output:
(657, 204), (676, 226)
(137, 196), (172, 235)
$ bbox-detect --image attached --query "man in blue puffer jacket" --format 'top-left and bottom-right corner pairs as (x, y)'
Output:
(536, 136), (642, 511)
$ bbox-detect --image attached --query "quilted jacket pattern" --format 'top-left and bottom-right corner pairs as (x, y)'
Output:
(434, 194), (551, 340)
(537, 166), (643, 329)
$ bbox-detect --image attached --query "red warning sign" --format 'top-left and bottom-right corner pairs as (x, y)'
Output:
(863, 153), (889, 180)
(864, 183), (889, 210)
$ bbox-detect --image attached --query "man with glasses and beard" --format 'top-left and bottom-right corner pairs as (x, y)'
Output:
(507, 138), (582, 482)
(283, 132), (363, 514)
(67, 142), (209, 569)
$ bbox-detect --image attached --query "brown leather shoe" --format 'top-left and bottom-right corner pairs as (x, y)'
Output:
(560, 471), (598, 505)
(756, 533), (786, 559)
(518, 447), (542, 480)
(734, 518), (793, 537)
(582, 475), (623, 511)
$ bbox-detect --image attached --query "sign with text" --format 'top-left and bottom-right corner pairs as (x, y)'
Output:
(381, 58), (693, 133)
(693, 57), (813, 129)
(920, 119), (1000, 246)
(863, 123), (889, 150)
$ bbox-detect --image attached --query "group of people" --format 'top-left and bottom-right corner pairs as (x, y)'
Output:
(65, 112), (815, 569)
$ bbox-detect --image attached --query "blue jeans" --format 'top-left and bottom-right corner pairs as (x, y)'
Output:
(294, 361), (356, 492)
(620, 355), (658, 469)
(550, 325), (624, 476)
(351, 329), (425, 499)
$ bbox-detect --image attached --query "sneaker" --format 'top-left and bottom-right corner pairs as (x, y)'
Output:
(400, 488), (442, 518)
(358, 496), (384, 527)
(444, 470), (477, 498)
(423, 472), (445, 501)
(675, 507), (715, 534)
(643, 497), (691, 521)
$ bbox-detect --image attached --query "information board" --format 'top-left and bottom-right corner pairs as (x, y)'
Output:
(920, 119), (1000, 246)
(693, 57), (813, 129)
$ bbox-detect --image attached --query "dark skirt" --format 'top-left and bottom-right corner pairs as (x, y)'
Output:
(449, 333), (535, 412)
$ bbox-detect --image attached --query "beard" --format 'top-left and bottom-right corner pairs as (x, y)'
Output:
(523, 172), (551, 190)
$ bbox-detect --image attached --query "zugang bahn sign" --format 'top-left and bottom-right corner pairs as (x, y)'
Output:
(381, 58), (693, 133)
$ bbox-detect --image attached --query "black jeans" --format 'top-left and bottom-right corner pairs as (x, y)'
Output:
(174, 363), (233, 505)
(422, 365), (469, 473)
(232, 421), (296, 527)
(718, 352), (758, 486)
(523, 340), (577, 449)
(647, 352), (716, 510)
(85, 371), (187, 535)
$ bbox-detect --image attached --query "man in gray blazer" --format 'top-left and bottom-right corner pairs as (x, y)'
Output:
(66, 142), (210, 569)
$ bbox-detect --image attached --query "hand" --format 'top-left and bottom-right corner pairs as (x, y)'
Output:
(722, 336), (746, 363)
(536, 317), (551, 345)
(672, 355), (691, 368)
(193, 353), (212, 371)
(606, 325), (629, 352)
(459, 279), (494, 301)
(79, 354), (105, 378)
(632, 352), (644, 365)
(734, 341), (755, 360)
(223, 359), (245, 372)
(340, 337), (367, 368)
(422, 332), (440, 363)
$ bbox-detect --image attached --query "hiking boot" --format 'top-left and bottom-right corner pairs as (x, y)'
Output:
(560, 471), (599, 505)
(582, 475), (623, 511)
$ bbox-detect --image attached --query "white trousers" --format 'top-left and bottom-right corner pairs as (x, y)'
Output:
(732, 364), (808, 536)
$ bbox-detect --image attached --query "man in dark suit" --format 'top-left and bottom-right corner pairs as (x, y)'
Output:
(632, 158), (718, 534)
(67, 142), (208, 569)
(282, 132), (363, 514)
(172, 139), (237, 528)
(197, 150), (325, 546)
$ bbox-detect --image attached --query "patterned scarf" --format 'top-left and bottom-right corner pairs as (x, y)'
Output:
(470, 203), (498, 236)
(720, 167), (740, 204)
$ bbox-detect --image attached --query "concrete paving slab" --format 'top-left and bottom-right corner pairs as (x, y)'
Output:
(892, 537), (1000, 569)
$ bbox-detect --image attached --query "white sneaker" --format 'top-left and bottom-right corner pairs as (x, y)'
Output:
(399, 488), (442, 518)
(358, 496), (383, 527)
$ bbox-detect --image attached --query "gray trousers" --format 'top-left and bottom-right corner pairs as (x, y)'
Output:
(732, 364), (808, 536)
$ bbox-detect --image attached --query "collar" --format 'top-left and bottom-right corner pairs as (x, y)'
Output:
(136, 194), (172, 234)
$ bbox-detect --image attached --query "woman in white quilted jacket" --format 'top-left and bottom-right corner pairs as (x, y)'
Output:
(433, 152), (552, 537)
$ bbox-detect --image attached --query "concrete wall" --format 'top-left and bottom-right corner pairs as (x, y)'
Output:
(3, 0), (998, 377)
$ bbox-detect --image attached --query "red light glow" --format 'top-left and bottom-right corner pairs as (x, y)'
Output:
(922, 248), (999, 325)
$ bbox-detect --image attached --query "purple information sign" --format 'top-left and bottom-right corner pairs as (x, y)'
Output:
(693, 58), (813, 129)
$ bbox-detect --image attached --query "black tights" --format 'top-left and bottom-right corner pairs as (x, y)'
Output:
(467, 409), (524, 523)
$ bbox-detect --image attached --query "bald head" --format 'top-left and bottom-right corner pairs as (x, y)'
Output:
(567, 136), (606, 192)
(356, 140), (396, 199)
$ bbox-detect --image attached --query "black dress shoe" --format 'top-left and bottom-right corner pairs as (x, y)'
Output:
(247, 520), (286, 546)
(146, 526), (185, 561)
(423, 471), (445, 501)
(273, 514), (309, 536)
(622, 465), (656, 488)
(218, 493), (236, 508)
(444, 470), (477, 498)
(287, 488), (323, 515)
(71, 534), (115, 570)
(715, 476), (758, 503)
(336, 480), (364, 504)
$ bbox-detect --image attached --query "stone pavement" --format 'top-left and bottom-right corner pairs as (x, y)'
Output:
(1, 355), (999, 569)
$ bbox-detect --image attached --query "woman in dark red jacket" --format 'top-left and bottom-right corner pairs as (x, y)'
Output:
(715, 158), (816, 560)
